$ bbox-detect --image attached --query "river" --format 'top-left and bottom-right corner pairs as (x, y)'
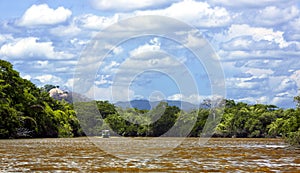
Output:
(0, 137), (299, 172)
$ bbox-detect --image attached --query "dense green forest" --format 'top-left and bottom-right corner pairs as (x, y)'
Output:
(0, 60), (83, 138)
(0, 60), (299, 146)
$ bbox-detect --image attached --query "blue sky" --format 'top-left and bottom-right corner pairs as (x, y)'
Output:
(0, 0), (300, 108)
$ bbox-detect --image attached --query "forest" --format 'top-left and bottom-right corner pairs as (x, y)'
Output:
(0, 59), (299, 146)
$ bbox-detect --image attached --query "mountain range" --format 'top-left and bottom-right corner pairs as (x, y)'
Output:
(114, 100), (199, 111)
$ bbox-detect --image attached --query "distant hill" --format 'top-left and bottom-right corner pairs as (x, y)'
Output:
(114, 100), (199, 111)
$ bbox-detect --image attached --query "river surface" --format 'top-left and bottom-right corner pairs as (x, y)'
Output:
(0, 137), (299, 172)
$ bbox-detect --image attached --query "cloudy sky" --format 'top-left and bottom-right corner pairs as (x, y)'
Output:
(0, 0), (300, 108)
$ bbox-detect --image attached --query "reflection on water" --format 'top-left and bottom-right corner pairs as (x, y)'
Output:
(0, 137), (299, 172)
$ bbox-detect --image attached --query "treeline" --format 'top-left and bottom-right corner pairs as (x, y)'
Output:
(0, 60), (83, 138)
(77, 100), (300, 139)
(0, 59), (299, 147)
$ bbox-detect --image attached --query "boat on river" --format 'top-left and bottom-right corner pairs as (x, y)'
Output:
(101, 130), (110, 138)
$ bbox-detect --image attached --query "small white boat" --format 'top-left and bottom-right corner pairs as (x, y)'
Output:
(101, 130), (110, 138)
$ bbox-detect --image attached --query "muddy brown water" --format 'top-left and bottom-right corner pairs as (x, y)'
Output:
(0, 137), (299, 172)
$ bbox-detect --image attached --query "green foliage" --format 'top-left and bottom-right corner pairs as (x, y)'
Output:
(42, 84), (57, 92)
(96, 100), (117, 119)
(74, 101), (103, 136)
(285, 129), (300, 147)
(0, 60), (81, 138)
(150, 102), (180, 136)
(295, 95), (300, 108)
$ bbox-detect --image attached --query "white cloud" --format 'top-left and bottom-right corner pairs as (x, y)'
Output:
(226, 73), (269, 90)
(221, 36), (280, 51)
(0, 37), (73, 59)
(271, 91), (296, 107)
(85, 84), (135, 102)
(18, 4), (72, 27)
(35, 60), (49, 68)
(289, 17), (300, 31)
(65, 78), (75, 91)
(274, 78), (297, 93)
(102, 61), (120, 73)
(285, 15), (300, 40)
(0, 34), (13, 44)
(216, 24), (289, 48)
(70, 38), (89, 49)
(34, 74), (63, 84)
(90, 0), (179, 11)
(22, 74), (32, 80)
(245, 68), (273, 76)
(209, 0), (287, 8)
(291, 70), (300, 88)
(167, 93), (183, 101)
(50, 24), (81, 37)
(256, 6), (299, 26)
(76, 14), (120, 30)
(234, 79), (261, 90)
(129, 37), (161, 57)
(167, 93), (204, 104)
(148, 91), (166, 101)
(236, 96), (269, 105)
(183, 30), (207, 48)
(115, 54), (181, 84)
(103, 44), (124, 55)
(135, 0), (232, 27)
(94, 75), (112, 86)
(112, 46), (124, 55)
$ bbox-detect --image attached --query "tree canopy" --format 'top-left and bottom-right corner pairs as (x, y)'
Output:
(0, 60), (82, 138)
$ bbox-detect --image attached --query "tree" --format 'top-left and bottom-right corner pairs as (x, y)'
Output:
(42, 84), (57, 92)
(295, 94), (300, 108)
(0, 60), (82, 138)
(96, 100), (117, 119)
(150, 102), (180, 137)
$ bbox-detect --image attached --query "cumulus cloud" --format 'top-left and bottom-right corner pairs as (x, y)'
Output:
(226, 68), (271, 91)
(135, 0), (232, 27)
(22, 74), (32, 81)
(236, 96), (269, 105)
(216, 24), (289, 48)
(291, 70), (300, 88)
(255, 6), (299, 26)
(209, 0), (287, 8)
(34, 60), (49, 69)
(76, 14), (120, 30)
(50, 24), (81, 37)
(271, 92), (296, 107)
(94, 75), (112, 86)
(274, 78), (298, 93)
(101, 61), (120, 73)
(91, 0), (179, 11)
(129, 37), (161, 57)
(34, 74), (63, 84)
(182, 30), (207, 48)
(289, 17), (300, 31)
(84, 84), (135, 102)
(0, 34), (13, 44)
(245, 68), (274, 76)
(18, 4), (72, 27)
(0, 37), (73, 59)
(286, 17), (300, 41)
(167, 93), (204, 104)
(221, 36), (279, 51)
